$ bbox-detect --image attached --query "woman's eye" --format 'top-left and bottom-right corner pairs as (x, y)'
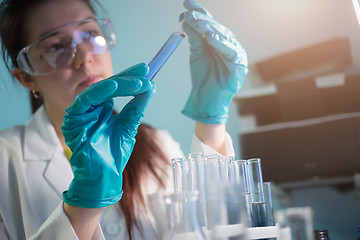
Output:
(46, 43), (65, 53)
(88, 30), (102, 37)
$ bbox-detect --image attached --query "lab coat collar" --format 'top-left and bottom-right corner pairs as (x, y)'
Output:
(24, 106), (73, 196)
(24, 106), (59, 161)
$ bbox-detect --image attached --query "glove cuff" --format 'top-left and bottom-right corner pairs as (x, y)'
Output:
(62, 190), (123, 208)
(181, 109), (228, 124)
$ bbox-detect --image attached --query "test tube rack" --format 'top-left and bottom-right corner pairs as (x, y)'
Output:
(202, 224), (291, 240)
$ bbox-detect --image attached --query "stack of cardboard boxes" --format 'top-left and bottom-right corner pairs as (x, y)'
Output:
(235, 37), (360, 184)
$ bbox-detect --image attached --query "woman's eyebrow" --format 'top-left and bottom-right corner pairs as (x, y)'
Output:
(36, 17), (95, 43)
(36, 31), (61, 44)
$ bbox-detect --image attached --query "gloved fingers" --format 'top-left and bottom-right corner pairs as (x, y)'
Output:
(182, 10), (218, 37)
(108, 76), (153, 99)
(112, 62), (149, 78)
(103, 63), (152, 99)
(183, 0), (213, 18)
(66, 80), (118, 115)
(66, 76), (147, 115)
(183, 10), (248, 66)
(63, 101), (113, 128)
(205, 32), (248, 66)
(183, 10), (233, 45)
(66, 63), (149, 115)
(182, 21), (205, 54)
(62, 101), (114, 150)
(115, 81), (156, 136)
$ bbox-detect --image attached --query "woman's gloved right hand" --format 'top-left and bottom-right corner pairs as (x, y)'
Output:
(61, 63), (155, 208)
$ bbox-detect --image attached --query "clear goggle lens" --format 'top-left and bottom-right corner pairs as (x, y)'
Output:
(17, 18), (116, 76)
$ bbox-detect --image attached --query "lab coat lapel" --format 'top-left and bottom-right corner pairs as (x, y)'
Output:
(24, 106), (73, 197)
(43, 149), (73, 197)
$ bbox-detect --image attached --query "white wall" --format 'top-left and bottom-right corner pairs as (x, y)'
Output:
(0, 68), (31, 129)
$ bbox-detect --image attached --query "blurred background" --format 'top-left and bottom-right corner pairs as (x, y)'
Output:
(1, 0), (360, 239)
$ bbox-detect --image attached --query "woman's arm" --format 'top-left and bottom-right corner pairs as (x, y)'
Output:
(181, 0), (248, 153)
(63, 203), (103, 239)
(195, 122), (227, 155)
(60, 64), (155, 237)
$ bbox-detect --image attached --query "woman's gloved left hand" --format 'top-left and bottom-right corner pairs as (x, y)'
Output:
(61, 63), (155, 208)
(181, 0), (248, 124)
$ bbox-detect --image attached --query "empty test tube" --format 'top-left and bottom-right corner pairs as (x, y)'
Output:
(172, 157), (190, 192)
(219, 156), (235, 183)
(234, 160), (252, 226)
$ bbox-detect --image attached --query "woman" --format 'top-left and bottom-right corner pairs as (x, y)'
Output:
(0, 0), (248, 239)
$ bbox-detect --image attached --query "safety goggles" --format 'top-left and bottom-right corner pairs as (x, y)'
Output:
(16, 18), (116, 76)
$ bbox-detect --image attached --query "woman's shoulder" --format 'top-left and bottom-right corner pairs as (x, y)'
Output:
(153, 128), (173, 141)
(0, 106), (56, 159)
(0, 106), (44, 148)
(152, 127), (185, 159)
(0, 125), (26, 173)
(0, 124), (25, 149)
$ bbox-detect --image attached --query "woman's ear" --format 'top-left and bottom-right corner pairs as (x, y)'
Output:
(12, 68), (38, 91)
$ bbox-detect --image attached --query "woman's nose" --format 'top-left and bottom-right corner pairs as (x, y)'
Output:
(71, 44), (93, 69)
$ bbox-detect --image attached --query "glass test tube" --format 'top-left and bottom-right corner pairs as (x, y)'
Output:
(263, 182), (275, 227)
(247, 158), (267, 227)
(146, 31), (185, 80)
(203, 154), (221, 231)
(276, 207), (314, 240)
(188, 153), (207, 227)
(219, 156), (235, 183)
(172, 157), (190, 192)
(353, 0), (360, 25)
(204, 154), (221, 190)
(163, 192), (206, 240)
(188, 153), (205, 197)
(234, 160), (252, 226)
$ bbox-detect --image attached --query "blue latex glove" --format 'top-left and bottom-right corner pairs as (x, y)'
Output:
(181, 0), (248, 124)
(61, 63), (155, 208)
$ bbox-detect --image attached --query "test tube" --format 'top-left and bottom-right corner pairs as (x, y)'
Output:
(276, 207), (314, 240)
(188, 153), (207, 228)
(247, 158), (267, 227)
(188, 153), (205, 198)
(204, 154), (221, 190)
(219, 156), (235, 183)
(171, 157), (190, 192)
(146, 30), (185, 80)
(263, 182), (275, 227)
(234, 160), (252, 226)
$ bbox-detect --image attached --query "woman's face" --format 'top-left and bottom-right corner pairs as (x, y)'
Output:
(23, 0), (114, 112)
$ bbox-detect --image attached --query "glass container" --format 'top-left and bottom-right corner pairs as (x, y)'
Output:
(162, 192), (206, 240)
(247, 158), (267, 227)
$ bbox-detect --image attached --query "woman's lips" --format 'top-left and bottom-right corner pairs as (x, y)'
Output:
(79, 75), (102, 87)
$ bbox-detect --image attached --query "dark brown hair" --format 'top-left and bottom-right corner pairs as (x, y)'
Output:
(0, 0), (94, 111)
(0, 1), (171, 239)
(122, 123), (171, 239)
(0, 0), (95, 71)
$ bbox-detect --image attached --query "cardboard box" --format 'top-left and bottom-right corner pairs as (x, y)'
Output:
(236, 38), (360, 185)
(255, 37), (352, 82)
(276, 77), (325, 122)
(240, 116), (360, 183)
(235, 74), (360, 126)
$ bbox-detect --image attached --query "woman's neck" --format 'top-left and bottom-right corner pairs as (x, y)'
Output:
(44, 104), (68, 149)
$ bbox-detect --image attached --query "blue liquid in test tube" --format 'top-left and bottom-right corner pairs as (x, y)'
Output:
(146, 31), (185, 80)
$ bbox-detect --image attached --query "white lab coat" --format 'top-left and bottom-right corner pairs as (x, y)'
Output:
(0, 106), (234, 239)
